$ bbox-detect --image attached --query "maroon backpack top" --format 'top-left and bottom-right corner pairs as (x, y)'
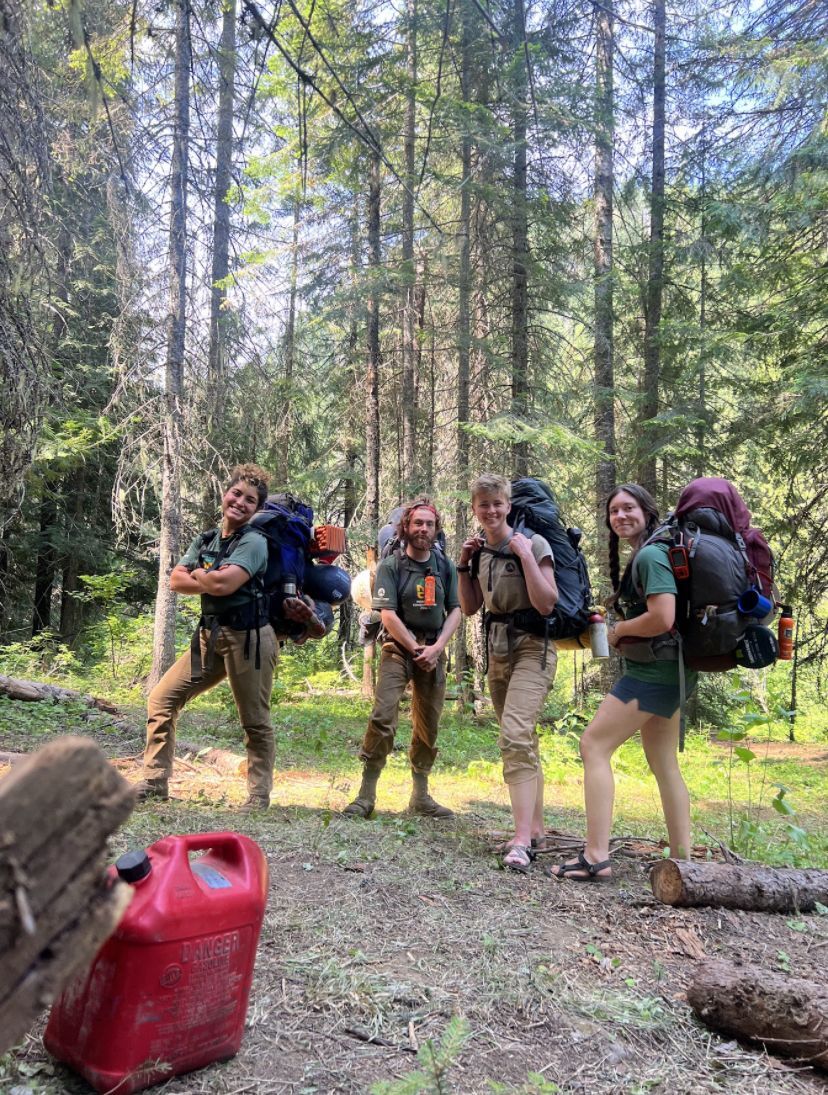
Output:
(674, 477), (775, 601)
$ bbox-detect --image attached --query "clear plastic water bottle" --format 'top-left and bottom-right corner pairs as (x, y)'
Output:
(589, 612), (610, 658)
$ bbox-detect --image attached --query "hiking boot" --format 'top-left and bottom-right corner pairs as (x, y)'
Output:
(409, 770), (453, 818)
(342, 795), (375, 818)
(134, 779), (169, 802)
(238, 795), (270, 814)
(342, 760), (384, 818)
(408, 792), (454, 818)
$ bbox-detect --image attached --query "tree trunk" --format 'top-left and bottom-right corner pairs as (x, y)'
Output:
(694, 133), (708, 478)
(400, 0), (417, 493)
(651, 859), (828, 912)
(59, 467), (86, 644)
(205, 0), (236, 509)
(31, 490), (56, 635)
(277, 197), (301, 488)
(206, 0), (235, 425)
(149, 0), (190, 690)
(593, 0), (616, 604)
(510, 0), (529, 477)
(454, 0), (473, 693)
(638, 0), (665, 496)
(365, 150), (381, 537)
(688, 959), (828, 1071)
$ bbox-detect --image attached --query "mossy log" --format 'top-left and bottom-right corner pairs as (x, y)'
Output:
(651, 858), (828, 913)
(688, 959), (828, 1070)
(0, 737), (135, 1054)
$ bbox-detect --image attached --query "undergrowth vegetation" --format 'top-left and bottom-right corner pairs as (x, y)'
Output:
(0, 615), (825, 869)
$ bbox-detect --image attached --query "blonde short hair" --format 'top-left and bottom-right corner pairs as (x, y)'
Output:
(470, 473), (511, 503)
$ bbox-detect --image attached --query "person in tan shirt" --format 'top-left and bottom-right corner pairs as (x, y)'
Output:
(458, 474), (559, 871)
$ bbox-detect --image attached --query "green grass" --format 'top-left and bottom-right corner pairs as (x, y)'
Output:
(1, 639), (826, 869)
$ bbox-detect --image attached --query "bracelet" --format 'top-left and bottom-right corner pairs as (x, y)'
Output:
(457, 565), (470, 573)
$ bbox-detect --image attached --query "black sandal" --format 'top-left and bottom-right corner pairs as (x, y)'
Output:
(551, 850), (612, 882)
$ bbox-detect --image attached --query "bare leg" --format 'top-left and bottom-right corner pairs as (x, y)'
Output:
(552, 694), (645, 878)
(640, 711), (691, 859)
(507, 776), (537, 848)
(532, 768), (545, 843)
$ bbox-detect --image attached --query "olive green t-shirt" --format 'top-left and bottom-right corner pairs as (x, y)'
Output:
(477, 533), (554, 657)
(619, 542), (698, 689)
(179, 527), (268, 617)
(372, 550), (459, 635)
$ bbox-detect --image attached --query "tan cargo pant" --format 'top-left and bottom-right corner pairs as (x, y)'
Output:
(144, 624), (279, 799)
(359, 641), (447, 772)
(487, 637), (557, 785)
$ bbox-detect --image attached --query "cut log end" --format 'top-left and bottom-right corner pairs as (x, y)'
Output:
(649, 858), (684, 904)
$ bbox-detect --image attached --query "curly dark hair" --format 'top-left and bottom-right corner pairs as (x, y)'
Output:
(605, 483), (661, 608)
(226, 463), (269, 510)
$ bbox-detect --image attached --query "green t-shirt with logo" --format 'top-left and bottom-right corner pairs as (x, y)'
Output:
(179, 527), (268, 618)
(619, 542), (698, 689)
(372, 550), (459, 635)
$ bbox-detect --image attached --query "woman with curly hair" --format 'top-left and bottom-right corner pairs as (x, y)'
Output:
(136, 463), (282, 812)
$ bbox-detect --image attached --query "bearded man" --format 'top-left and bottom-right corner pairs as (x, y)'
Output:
(343, 498), (461, 818)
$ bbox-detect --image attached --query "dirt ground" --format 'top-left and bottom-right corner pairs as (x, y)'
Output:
(4, 732), (828, 1094)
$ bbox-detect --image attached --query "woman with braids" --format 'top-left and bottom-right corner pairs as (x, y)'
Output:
(552, 484), (696, 881)
(136, 464), (289, 812)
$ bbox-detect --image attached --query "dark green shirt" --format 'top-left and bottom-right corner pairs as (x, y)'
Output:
(372, 550), (459, 635)
(179, 527), (267, 618)
(620, 542), (697, 688)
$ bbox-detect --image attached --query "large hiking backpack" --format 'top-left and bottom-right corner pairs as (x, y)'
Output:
(628, 477), (778, 672)
(196, 494), (350, 638)
(470, 477), (593, 645)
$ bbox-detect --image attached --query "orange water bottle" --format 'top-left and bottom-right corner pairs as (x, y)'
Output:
(777, 606), (795, 661)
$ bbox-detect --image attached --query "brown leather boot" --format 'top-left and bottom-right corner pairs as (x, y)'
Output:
(343, 761), (383, 817)
(409, 770), (453, 818)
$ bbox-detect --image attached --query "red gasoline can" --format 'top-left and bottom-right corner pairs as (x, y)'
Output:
(44, 832), (268, 1094)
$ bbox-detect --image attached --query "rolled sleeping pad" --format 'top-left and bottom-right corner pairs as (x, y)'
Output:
(303, 561), (351, 604)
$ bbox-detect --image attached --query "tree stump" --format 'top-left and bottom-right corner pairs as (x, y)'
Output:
(688, 959), (828, 1070)
(0, 736), (135, 1054)
(651, 858), (828, 913)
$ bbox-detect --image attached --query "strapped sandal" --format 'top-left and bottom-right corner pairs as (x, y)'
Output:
(502, 844), (533, 873)
(551, 850), (612, 882)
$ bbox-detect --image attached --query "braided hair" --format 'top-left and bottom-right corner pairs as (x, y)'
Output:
(605, 484), (660, 611)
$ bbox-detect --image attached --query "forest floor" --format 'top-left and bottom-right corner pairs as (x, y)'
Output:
(1, 678), (828, 1094)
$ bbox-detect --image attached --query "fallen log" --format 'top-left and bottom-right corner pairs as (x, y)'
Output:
(650, 858), (828, 913)
(0, 736), (135, 1054)
(687, 959), (828, 1071)
(0, 673), (120, 713)
(195, 746), (247, 778)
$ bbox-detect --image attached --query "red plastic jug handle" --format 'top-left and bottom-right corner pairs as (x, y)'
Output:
(181, 831), (246, 868)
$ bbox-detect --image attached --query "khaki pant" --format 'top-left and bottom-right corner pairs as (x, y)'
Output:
(144, 624), (279, 799)
(359, 642), (447, 772)
(488, 637), (556, 785)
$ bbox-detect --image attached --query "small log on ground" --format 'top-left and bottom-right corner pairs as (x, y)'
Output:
(688, 959), (828, 1070)
(651, 858), (828, 913)
(196, 746), (247, 777)
(0, 736), (135, 1054)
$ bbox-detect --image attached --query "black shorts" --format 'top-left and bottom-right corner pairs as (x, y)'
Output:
(609, 675), (683, 719)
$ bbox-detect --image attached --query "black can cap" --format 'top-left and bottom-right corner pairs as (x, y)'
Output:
(116, 850), (152, 884)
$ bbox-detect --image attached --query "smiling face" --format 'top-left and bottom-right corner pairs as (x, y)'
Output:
(221, 479), (261, 532)
(606, 489), (648, 543)
(472, 491), (511, 543)
(405, 506), (438, 555)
